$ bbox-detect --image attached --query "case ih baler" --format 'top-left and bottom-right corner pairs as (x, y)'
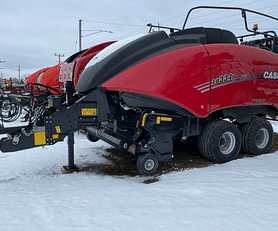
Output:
(1, 6), (278, 175)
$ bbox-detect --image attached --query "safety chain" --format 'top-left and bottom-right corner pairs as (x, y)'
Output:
(21, 105), (45, 137)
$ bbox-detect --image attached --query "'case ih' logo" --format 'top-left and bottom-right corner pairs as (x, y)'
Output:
(263, 71), (278, 79)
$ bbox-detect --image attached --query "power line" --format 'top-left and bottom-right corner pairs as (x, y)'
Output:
(160, 0), (237, 24)
(165, 3), (278, 31)
(82, 19), (145, 28)
(159, 0), (267, 29)
(111, 27), (147, 40)
(20, 57), (54, 65)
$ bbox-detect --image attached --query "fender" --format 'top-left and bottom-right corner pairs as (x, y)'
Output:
(222, 105), (277, 123)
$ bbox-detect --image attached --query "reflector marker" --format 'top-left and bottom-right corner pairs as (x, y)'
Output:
(55, 126), (61, 133)
(156, 117), (172, 124)
(81, 108), (98, 116)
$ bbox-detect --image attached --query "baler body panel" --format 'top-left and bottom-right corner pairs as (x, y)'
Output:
(102, 45), (211, 118)
(205, 44), (278, 113)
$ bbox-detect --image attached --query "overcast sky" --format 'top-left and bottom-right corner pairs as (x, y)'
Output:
(1, 0), (278, 80)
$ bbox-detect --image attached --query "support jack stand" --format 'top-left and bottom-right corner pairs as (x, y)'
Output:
(61, 131), (83, 174)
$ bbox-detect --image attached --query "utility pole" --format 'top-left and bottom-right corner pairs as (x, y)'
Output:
(78, 19), (113, 51)
(0, 60), (5, 83)
(16, 64), (22, 82)
(55, 53), (64, 63)
(79, 19), (82, 52)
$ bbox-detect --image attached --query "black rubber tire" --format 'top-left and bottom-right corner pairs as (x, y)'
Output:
(240, 117), (273, 155)
(198, 120), (241, 163)
(136, 153), (159, 175)
(86, 133), (99, 142)
(198, 120), (218, 161)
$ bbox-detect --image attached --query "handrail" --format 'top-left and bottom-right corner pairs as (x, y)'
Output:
(182, 6), (278, 38)
(147, 23), (180, 33)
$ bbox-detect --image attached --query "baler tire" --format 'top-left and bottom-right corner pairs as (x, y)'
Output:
(86, 133), (99, 143)
(198, 120), (241, 163)
(136, 153), (159, 175)
(240, 117), (273, 155)
(198, 120), (220, 160)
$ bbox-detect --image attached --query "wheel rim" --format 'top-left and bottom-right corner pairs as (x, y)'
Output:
(219, 132), (236, 155)
(255, 128), (269, 149)
(144, 159), (155, 171)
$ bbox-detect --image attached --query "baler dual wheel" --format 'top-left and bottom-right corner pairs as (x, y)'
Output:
(240, 117), (273, 155)
(136, 153), (159, 175)
(198, 120), (241, 163)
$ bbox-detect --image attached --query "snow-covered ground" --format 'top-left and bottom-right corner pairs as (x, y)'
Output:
(1, 120), (278, 231)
